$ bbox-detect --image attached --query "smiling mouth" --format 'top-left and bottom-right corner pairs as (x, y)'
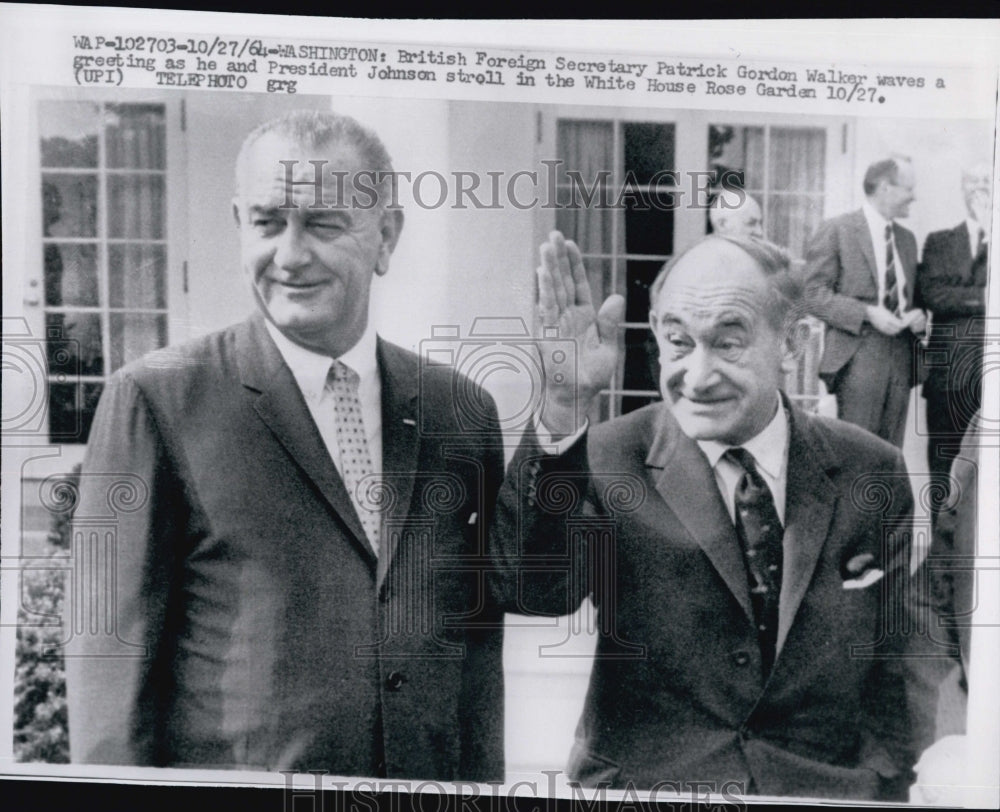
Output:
(270, 279), (327, 290)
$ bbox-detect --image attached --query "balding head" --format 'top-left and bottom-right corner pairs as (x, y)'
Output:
(961, 161), (993, 222)
(709, 190), (764, 240)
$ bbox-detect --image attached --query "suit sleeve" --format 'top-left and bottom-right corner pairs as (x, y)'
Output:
(488, 424), (591, 617)
(915, 232), (985, 318)
(803, 219), (869, 336)
(64, 372), (186, 765)
(859, 449), (953, 799)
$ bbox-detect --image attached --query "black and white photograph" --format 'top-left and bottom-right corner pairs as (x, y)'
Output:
(2, 8), (998, 809)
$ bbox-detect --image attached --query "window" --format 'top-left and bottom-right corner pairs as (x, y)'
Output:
(39, 101), (170, 443)
(708, 124), (826, 258)
(549, 114), (832, 422)
(555, 119), (677, 423)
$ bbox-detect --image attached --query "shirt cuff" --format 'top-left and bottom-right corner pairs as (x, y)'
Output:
(532, 412), (588, 455)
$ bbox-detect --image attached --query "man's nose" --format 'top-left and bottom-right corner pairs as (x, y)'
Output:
(273, 221), (311, 269)
(683, 345), (719, 391)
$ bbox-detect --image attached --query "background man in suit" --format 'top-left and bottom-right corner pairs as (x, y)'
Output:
(803, 156), (927, 447)
(914, 163), (991, 522)
(64, 111), (621, 779)
(516, 234), (942, 799)
(709, 188), (764, 240)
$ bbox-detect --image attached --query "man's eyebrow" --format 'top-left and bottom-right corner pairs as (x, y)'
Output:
(247, 204), (282, 216)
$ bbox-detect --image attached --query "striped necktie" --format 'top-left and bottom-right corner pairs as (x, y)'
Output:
(883, 223), (900, 315)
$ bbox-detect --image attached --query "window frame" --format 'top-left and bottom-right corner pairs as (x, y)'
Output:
(19, 87), (188, 468)
(536, 105), (853, 422)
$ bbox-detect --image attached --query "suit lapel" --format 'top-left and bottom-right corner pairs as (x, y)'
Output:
(893, 221), (919, 293)
(646, 408), (754, 623)
(236, 314), (376, 569)
(376, 338), (421, 589)
(775, 405), (837, 655)
(852, 209), (880, 288)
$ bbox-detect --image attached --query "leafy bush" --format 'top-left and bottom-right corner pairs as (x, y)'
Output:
(12, 466), (78, 763)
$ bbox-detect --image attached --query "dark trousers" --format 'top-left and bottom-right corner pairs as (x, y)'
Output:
(925, 381), (981, 522)
(828, 332), (913, 449)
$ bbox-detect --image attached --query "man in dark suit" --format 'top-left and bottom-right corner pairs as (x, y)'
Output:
(914, 163), (991, 522)
(803, 157), (927, 448)
(517, 234), (944, 799)
(63, 111), (622, 779)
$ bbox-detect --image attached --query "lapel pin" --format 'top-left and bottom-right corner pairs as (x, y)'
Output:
(468, 512), (478, 525)
(402, 418), (416, 426)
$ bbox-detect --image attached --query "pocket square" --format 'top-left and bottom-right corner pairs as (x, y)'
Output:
(842, 568), (885, 590)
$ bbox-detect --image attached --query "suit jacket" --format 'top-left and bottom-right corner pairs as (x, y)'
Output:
(803, 209), (924, 384)
(507, 399), (944, 800)
(914, 222), (987, 399)
(64, 312), (571, 780)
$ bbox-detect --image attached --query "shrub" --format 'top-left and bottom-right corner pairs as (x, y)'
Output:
(12, 465), (78, 763)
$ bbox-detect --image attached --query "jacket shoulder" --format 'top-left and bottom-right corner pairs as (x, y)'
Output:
(588, 403), (661, 464)
(108, 322), (244, 399)
(797, 407), (903, 470)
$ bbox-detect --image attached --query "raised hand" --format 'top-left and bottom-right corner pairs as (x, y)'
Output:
(536, 230), (625, 435)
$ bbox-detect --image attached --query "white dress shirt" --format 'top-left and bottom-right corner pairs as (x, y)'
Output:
(967, 218), (988, 255)
(696, 396), (790, 526)
(862, 200), (909, 312)
(265, 319), (382, 477)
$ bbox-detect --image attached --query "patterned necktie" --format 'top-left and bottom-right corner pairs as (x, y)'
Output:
(883, 223), (900, 315)
(726, 447), (783, 677)
(328, 360), (379, 556)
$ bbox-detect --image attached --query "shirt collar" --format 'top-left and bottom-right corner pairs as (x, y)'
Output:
(967, 218), (987, 243)
(862, 199), (893, 232)
(697, 394), (788, 480)
(264, 318), (379, 402)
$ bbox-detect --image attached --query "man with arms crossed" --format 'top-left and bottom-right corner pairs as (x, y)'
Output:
(517, 233), (943, 800)
(64, 111), (615, 779)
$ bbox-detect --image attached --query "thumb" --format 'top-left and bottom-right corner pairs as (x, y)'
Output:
(596, 294), (626, 345)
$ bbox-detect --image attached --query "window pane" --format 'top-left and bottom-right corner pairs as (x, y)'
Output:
(49, 382), (103, 443)
(107, 175), (165, 239)
(623, 122), (675, 184)
(625, 259), (667, 322)
(41, 174), (98, 238)
(624, 191), (675, 256)
(557, 120), (614, 187)
(110, 313), (167, 371)
(556, 187), (613, 255)
(766, 194), (824, 259)
(39, 101), (99, 168)
(44, 243), (99, 307)
(622, 327), (660, 395)
(46, 312), (103, 377)
(769, 128), (825, 192)
(105, 104), (167, 169)
(109, 244), (167, 309)
(708, 125), (764, 189)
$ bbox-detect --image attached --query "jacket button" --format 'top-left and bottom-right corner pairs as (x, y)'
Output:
(385, 671), (405, 691)
(732, 651), (751, 667)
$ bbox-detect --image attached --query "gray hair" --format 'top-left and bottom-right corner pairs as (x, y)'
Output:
(649, 235), (804, 333)
(235, 109), (396, 209)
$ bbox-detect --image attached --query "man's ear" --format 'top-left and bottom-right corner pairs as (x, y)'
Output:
(375, 208), (404, 276)
(781, 318), (812, 374)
